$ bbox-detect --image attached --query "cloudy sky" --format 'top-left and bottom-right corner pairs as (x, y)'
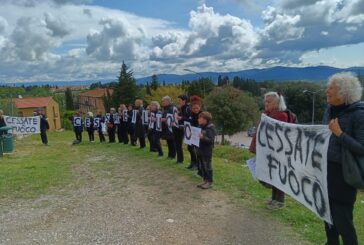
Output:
(0, 0), (363, 83)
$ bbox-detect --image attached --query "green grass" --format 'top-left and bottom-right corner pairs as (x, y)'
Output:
(0, 131), (363, 244)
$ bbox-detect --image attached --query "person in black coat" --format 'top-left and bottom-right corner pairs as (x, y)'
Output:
(0, 110), (7, 135)
(149, 101), (163, 156)
(161, 96), (176, 160)
(95, 112), (106, 143)
(186, 99), (202, 170)
(107, 108), (116, 143)
(127, 104), (136, 146)
(322, 72), (363, 245)
(134, 99), (146, 149)
(72, 111), (83, 143)
(173, 95), (190, 164)
(119, 104), (129, 144)
(35, 108), (50, 145)
(196, 111), (216, 189)
(85, 111), (95, 142)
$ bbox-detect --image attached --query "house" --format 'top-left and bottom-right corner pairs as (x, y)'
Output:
(79, 88), (113, 115)
(14, 97), (61, 131)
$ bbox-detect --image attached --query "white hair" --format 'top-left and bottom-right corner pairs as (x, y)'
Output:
(328, 72), (363, 105)
(87, 111), (93, 117)
(162, 96), (171, 102)
(264, 92), (287, 111)
(150, 101), (160, 110)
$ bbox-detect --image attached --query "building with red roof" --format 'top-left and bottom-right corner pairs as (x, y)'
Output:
(79, 88), (113, 115)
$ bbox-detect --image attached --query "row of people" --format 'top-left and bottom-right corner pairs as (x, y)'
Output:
(71, 95), (217, 189)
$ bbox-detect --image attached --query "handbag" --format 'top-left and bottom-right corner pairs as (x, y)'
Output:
(341, 147), (364, 189)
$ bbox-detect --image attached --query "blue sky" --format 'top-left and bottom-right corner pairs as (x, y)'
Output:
(0, 0), (363, 82)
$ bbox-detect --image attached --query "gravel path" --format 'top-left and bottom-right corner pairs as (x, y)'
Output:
(0, 153), (310, 245)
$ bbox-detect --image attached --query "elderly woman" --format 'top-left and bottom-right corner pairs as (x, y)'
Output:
(249, 92), (290, 210)
(323, 72), (363, 245)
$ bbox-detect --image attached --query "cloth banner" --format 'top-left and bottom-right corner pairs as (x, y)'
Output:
(105, 113), (110, 122)
(122, 110), (128, 122)
(85, 118), (91, 128)
(3, 115), (40, 135)
(113, 113), (120, 124)
(73, 117), (82, 127)
(166, 113), (174, 132)
(149, 112), (155, 129)
(256, 114), (332, 224)
(183, 121), (201, 147)
(132, 110), (138, 124)
(142, 110), (149, 125)
(155, 113), (162, 132)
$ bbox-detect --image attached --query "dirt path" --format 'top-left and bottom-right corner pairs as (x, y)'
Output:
(0, 151), (310, 245)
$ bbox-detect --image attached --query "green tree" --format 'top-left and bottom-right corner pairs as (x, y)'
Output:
(65, 87), (74, 110)
(102, 89), (113, 112)
(113, 62), (138, 105)
(150, 74), (159, 91)
(205, 85), (259, 144)
(146, 82), (152, 96)
(186, 78), (215, 98)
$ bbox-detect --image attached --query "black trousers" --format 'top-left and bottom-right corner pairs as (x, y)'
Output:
(98, 130), (105, 143)
(87, 129), (94, 141)
(324, 200), (358, 245)
(40, 130), (48, 144)
(174, 129), (184, 163)
(148, 131), (155, 151)
(108, 127), (115, 143)
(166, 138), (176, 159)
(120, 123), (129, 144)
(198, 154), (213, 182)
(272, 187), (285, 203)
(152, 132), (163, 156)
(116, 124), (122, 143)
(75, 130), (82, 142)
(188, 145), (198, 166)
(138, 135), (146, 148)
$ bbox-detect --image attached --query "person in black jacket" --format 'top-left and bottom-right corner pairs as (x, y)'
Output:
(107, 108), (116, 143)
(85, 111), (95, 142)
(161, 96), (176, 160)
(72, 111), (83, 143)
(186, 99), (202, 170)
(95, 111), (106, 143)
(149, 101), (163, 156)
(119, 104), (129, 144)
(127, 104), (136, 146)
(322, 72), (363, 245)
(174, 95), (190, 164)
(0, 110), (6, 131)
(196, 111), (216, 189)
(134, 99), (146, 149)
(36, 108), (49, 145)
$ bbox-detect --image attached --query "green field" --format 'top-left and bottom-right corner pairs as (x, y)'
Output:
(0, 131), (363, 244)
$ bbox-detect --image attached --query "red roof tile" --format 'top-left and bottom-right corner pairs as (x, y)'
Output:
(15, 97), (53, 109)
(79, 88), (113, 98)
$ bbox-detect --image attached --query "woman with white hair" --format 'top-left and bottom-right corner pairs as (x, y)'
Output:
(86, 111), (95, 142)
(322, 72), (363, 245)
(249, 91), (292, 210)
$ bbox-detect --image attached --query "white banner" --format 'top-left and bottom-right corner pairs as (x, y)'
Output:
(113, 113), (120, 124)
(132, 110), (138, 124)
(73, 117), (82, 127)
(85, 118), (91, 128)
(155, 113), (162, 132)
(142, 110), (149, 125)
(122, 110), (128, 122)
(94, 118), (100, 128)
(183, 121), (201, 147)
(3, 116), (40, 135)
(149, 112), (155, 129)
(166, 113), (174, 133)
(256, 114), (332, 224)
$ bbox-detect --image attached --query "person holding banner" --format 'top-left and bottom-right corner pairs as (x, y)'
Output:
(73, 111), (83, 143)
(127, 104), (136, 146)
(0, 110), (6, 134)
(95, 112), (106, 143)
(119, 104), (129, 144)
(149, 101), (163, 157)
(249, 92), (290, 210)
(161, 96), (176, 160)
(322, 72), (363, 245)
(186, 96), (203, 170)
(85, 112), (95, 142)
(174, 95), (190, 164)
(134, 99), (146, 149)
(107, 108), (116, 143)
(37, 108), (49, 145)
(196, 111), (216, 189)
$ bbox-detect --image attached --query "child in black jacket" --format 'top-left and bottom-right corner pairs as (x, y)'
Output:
(197, 111), (216, 189)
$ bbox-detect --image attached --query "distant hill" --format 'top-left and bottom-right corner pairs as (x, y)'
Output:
(1, 66), (363, 87)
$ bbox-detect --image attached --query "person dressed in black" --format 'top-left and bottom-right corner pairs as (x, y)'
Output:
(0, 110), (7, 134)
(119, 104), (129, 144)
(134, 99), (146, 149)
(127, 104), (136, 146)
(196, 111), (216, 189)
(186, 96), (202, 170)
(95, 111), (106, 143)
(107, 108), (116, 143)
(36, 108), (49, 145)
(322, 72), (362, 245)
(149, 101), (163, 156)
(161, 96), (176, 160)
(72, 111), (83, 143)
(173, 95), (190, 164)
(85, 111), (95, 142)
